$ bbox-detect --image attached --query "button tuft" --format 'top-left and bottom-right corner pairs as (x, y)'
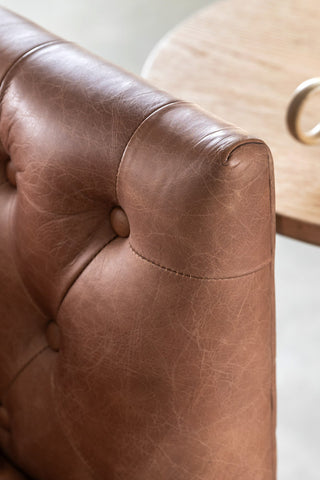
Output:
(46, 322), (61, 352)
(110, 207), (130, 237)
(6, 161), (17, 187)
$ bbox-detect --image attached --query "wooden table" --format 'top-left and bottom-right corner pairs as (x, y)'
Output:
(143, 0), (320, 246)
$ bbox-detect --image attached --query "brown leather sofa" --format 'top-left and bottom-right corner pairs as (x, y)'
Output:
(0, 7), (276, 480)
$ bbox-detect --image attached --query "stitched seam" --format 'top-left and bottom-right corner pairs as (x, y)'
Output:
(1, 345), (49, 402)
(129, 242), (271, 280)
(0, 39), (66, 101)
(114, 99), (184, 203)
(57, 234), (117, 315)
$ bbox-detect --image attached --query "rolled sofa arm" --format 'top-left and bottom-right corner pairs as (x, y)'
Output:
(0, 6), (276, 480)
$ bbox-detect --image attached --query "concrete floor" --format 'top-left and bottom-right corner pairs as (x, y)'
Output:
(2, 1), (320, 478)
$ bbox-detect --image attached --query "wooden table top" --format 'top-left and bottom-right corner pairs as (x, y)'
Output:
(143, 0), (320, 246)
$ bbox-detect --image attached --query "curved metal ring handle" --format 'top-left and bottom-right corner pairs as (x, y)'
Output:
(286, 77), (320, 145)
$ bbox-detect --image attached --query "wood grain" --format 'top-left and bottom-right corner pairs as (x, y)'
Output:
(143, 0), (320, 245)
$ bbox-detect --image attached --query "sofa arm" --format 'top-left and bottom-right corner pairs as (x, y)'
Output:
(51, 103), (276, 480)
(118, 101), (274, 280)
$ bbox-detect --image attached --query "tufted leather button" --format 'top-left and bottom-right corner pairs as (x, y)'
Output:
(46, 322), (61, 352)
(0, 405), (10, 431)
(5, 161), (17, 187)
(110, 207), (130, 237)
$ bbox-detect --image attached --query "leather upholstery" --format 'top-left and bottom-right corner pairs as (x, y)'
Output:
(0, 7), (276, 480)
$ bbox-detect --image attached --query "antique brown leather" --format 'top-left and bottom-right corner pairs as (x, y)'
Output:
(0, 6), (276, 480)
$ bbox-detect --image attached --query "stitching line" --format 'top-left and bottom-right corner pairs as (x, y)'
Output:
(0, 345), (49, 402)
(0, 39), (66, 101)
(114, 99), (183, 203)
(57, 234), (117, 316)
(129, 242), (271, 281)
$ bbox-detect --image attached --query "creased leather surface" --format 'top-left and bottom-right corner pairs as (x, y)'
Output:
(0, 6), (276, 480)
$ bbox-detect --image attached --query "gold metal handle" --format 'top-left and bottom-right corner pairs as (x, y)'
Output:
(286, 77), (320, 145)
